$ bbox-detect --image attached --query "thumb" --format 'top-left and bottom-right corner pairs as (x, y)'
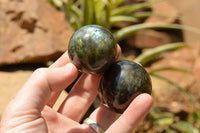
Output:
(3, 63), (78, 118)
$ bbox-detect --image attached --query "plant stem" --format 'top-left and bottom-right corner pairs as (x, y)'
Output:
(134, 42), (187, 66)
(113, 23), (200, 42)
(83, 0), (94, 25)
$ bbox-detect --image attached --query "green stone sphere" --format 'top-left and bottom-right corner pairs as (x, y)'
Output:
(68, 25), (117, 74)
(99, 60), (152, 113)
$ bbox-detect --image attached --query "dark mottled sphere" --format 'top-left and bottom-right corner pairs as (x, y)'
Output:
(99, 61), (152, 114)
(68, 25), (117, 74)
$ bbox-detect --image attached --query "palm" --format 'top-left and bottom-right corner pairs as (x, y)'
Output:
(41, 106), (85, 132)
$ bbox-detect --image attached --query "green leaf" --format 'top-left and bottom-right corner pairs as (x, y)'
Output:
(132, 11), (153, 19)
(191, 108), (200, 125)
(110, 15), (139, 25)
(134, 42), (187, 66)
(174, 121), (199, 133)
(149, 108), (174, 126)
(155, 116), (174, 126)
(149, 67), (191, 75)
(93, 0), (110, 28)
(165, 128), (177, 133)
(133, 11), (180, 20)
(113, 23), (200, 42)
(83, 0), (95, 25)
(110, 0), (126, 9)
(61, 2), (83, 30)
(52, 0), (63, 7)
(111, 2), (151, 16)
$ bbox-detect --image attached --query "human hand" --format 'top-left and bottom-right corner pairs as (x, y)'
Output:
(0, 45), (153, 133)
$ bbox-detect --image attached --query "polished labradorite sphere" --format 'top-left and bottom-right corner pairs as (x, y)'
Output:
(99, 61), (152, 113)
(68, 25), (117, 74)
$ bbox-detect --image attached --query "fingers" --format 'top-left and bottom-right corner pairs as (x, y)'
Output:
(106, 94), (153, 133)
(49, 51), (71, 68)
(116, 44), (122, 61)
(56, 44), (121, 121)
(42, 106), (81, 132)
(58, 73), (101, 122)
(46, 51), (72, 107)
(9, 63), (78, 114)
(86, 104), (120, 130)
(47, 45), (121, 116)
(42, 105), (98, 133)
(47, 44), (121, 107)
(82, 94), (152, 133)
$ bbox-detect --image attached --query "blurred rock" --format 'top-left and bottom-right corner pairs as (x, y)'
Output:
(121, 49), (137, 61)
(0, 0), (74, 66)
(167, 0), (200, 44)
(150, 42), (200, 112)
(126, 30), (172, 49)
(146, 0), (179, 24)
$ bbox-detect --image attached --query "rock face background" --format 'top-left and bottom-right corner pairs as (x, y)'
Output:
(0, 0), (74, 66)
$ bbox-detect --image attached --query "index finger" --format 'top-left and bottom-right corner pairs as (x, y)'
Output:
(49, 51), (71, 68)
(47, 51), (74, 107)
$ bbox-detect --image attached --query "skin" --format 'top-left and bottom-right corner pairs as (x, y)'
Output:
(0, 45), (153, 133)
